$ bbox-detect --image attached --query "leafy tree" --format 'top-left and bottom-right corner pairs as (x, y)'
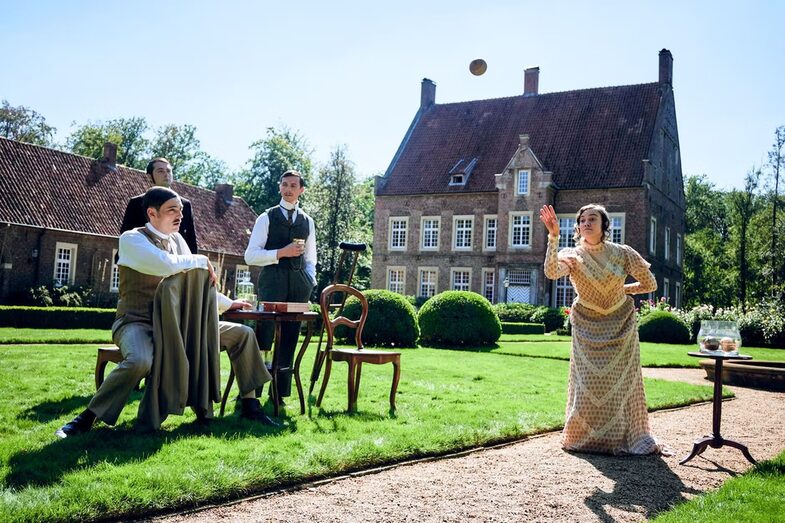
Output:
(66, 117), (150, 169)
(310, 145), (357, 290)
(149, 123), (201, 173)
(178, 152), (228, 188)
(727, 168), (761, 310)
(766, 125), (784, 294)
(0, 100), (56, 146)
(233, 127), (313, 214)
(346, 176), (376, 290)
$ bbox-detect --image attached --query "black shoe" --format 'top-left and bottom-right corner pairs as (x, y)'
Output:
(194, 409), (212, 427)
(240, 399), (281, 427)
(55, 410), (96, 439)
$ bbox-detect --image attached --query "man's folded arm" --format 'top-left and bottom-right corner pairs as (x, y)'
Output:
(118, 232), (210, 277)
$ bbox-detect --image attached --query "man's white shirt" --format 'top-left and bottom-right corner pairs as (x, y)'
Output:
(118, 223), (233, 312)
(244, 199), (317, 284)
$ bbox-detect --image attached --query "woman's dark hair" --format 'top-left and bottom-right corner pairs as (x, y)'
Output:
(573, 204), (611, 242)
(142, 187), (181, 214)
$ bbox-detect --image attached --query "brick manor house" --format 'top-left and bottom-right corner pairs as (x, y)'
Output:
(372, 49), (685, 308)
(0, 139), (260, 305)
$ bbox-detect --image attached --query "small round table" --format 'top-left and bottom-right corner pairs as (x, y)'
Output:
(680, 351), (757, 465)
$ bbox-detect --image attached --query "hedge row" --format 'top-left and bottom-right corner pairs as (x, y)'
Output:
(0, 306), (116, 329)
(501, 322), (546, 335)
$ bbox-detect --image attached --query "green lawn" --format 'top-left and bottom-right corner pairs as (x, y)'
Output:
(0, 343), (720, 522)
(493, 341), (785, 367)
(0, 328), (113, 344)
(653, 449), (785, 523)
(498, 333), (572, 342)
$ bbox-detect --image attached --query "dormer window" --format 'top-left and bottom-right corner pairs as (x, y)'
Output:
(448, 157), (478, 186)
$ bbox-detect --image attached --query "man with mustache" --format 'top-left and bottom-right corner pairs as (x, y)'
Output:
(57, 187), (276, 437)
(245, 170), (317, 407)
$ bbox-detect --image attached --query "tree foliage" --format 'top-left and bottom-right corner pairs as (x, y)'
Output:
(0, 100), (56, 146)
(66, 117), (150, 169)
(232, 127), (313, 214)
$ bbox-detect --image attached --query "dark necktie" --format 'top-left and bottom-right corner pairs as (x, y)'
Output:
(287, 208), (295, 225)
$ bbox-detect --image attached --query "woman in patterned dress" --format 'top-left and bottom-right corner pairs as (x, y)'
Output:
(539, 203), (665, 455)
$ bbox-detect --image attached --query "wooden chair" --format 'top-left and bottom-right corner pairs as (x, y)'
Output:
(95, 346), (122, 389)
(316, 284), (401, 412)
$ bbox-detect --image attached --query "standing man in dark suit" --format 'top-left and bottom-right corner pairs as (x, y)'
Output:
(245, 170), (317, 405)
(120, 157), (198, 254)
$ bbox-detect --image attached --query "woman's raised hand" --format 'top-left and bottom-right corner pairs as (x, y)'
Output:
(539, 205), (560, 237)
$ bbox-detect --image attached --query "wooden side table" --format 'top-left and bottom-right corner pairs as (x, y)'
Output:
(680, 351), (757, 465)
(221, 310), (319, 417)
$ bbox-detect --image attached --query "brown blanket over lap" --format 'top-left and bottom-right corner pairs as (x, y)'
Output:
(137, 269), (221, 430)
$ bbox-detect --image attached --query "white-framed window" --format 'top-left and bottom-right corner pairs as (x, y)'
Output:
(389, 217), (408, 251)
(53, 242), (78, 286)
(418, 267), (438, 298)
(420, 216), (440, 251)
(554, 276), (576, 308)
(451, 268), (472, 291)
(449, 173), (465, 186)
(676, 234), (682, 266)
(649, 217), (657, 254)
(387, 266), (406, 294)
(235, 264), (251, 287)
(515, 169), (530, 196)
(483, 215), (497, 251)
(664, 227), (671, 261)
(482, 268), (495, 303)
(663, 277), (670, 302)
(509, 212), (532, 248)
(675, 281), (682, 308)
(110, 248), (120, 292)
(557, 216), (577, 249)
(608, 213), (625, 244)
(452, 215), (474, 251)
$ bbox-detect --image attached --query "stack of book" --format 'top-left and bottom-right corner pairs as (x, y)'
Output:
(260, 302), (311, 313)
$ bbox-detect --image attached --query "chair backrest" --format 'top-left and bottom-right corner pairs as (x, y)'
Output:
(320, 284), (368, 351)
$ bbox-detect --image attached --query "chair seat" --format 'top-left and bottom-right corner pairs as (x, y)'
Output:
(331, 349), (400, 365)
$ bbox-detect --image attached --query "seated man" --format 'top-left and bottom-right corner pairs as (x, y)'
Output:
(57, 187), (275, 438)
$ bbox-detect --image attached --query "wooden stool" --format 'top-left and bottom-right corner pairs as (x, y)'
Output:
(95, 346), (122, 389)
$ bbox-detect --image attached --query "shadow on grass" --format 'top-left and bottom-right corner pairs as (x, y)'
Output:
(6, 404), (290, 490)
(17, 394), (95, 423)
(573, 452), (702, 522)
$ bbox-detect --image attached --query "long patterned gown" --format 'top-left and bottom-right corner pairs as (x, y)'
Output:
(544, 235), (661, 454)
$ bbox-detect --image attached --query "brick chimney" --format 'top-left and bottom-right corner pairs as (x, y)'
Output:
(659, 49), (673, 85)
(524, 67), (539, 96)
(215, 183), (234, 205)
(421, 78), (436, 109)
(102, 142), (117, 166)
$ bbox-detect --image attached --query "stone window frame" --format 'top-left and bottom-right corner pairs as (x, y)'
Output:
(482, 267), (495, 303)
(389, 216), (409, 251)
(553, 275), (576, 308)
(452, 215), (474, 251)
(420, 216), (441, 251)
(110, 248), (120, 292)
(418, 266), (439, 298)
(664, 226), (671, 261)
(387, 266), (406, 294)
(649, 216), (657, 254)
(450, 267), (472, 292)
(53, 241), (78, 287)
(483, 215), (497, 252)
(515, 169), (530, 196)
(675, 281), (682, 308)
(235, 264), (251, 290)
(676, 233), (682, 266)
(509, 211), (533, 249)
(556, 215), (577, 249)
(663, 277), (670, 302)
(608, 213), (625, 244)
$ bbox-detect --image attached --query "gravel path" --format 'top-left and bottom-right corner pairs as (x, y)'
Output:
(153, 368), (785, 523)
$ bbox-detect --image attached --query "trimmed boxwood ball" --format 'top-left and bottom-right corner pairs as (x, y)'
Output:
(638, 310), (691, 344)
(418, 291), (501, 347)
(335, 289), (419, 347)
(529, 306), (564, 333)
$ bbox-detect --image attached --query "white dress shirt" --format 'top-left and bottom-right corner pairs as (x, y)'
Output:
(244, 199), (317, 284)
(118, 223), (233, 312)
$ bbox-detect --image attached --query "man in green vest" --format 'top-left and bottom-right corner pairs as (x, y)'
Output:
(245, 170), (317, 404)
(56, 187), (276, 438)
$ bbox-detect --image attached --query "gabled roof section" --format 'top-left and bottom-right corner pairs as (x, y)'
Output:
(377, 82), (662, 195)
(0, 138), (256, 256)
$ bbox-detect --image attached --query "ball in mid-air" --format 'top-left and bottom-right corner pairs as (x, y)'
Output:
(469, 59), (487, 76)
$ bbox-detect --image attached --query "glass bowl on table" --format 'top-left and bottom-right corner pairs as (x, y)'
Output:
(698, 320), (741, 356)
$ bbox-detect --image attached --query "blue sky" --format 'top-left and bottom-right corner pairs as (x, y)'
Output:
(2, 1), (783, 190)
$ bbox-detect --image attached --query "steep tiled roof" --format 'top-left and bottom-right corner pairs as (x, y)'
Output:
(0, 138), (255, 255)
(378, 82), (663, 195)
